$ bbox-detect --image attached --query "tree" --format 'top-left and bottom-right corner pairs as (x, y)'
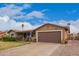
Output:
(21, 24), (24, 31)
(21, 23), (24, 40)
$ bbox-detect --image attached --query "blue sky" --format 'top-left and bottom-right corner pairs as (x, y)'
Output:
(32, 3), (79, 21)
(17, 3), (79, 21)
(1, 3), (79, 24)
(0, 3), (79, 33)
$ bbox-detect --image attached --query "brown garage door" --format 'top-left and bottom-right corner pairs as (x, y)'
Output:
(38, 31), (61, 43)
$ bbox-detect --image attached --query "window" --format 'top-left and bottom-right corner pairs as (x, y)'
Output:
(11, 34), (14, 36)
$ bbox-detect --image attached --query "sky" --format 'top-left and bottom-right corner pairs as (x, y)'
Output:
(0, 3), (79, 33)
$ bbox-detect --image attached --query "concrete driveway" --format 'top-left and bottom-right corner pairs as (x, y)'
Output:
(0, 42), (60, 56)
(51, 40), (79, 56)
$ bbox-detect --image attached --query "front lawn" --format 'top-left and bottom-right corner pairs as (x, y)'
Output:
(0, 41), (28, 51)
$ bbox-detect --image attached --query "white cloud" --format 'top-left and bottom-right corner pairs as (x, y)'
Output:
(12, 22), (34, 31)
(0, 4), (31, 17)
(41, 9), (48, 12)
(23, 4), (31, 9)
(43, 20), (79, 33)
(26, 11), (45, 19)
(0, 4), (46, 21)
(13, 10), (46, 20)
(67, 10), (77, 14)
(0, 16), (36, 31)
(55, 20), (79, 33)
(56, 20), (79, 33)
(0, 16), (9, 23)
(1, 16), (79, 34)
(0, 4), (79, 33)
(0, 4), (46, 31)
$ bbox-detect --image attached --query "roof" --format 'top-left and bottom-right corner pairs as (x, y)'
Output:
(8, 29), (33, 33)
(0, 31), (7, 37)
(8, 23), (70, 33)
(16, 30), (33, 33)
(0, 31), (6, 34)
(34, 23), (70, 31)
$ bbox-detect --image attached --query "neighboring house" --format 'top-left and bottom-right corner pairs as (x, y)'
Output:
(8, 23), (70, 43)
(8, 30), (17, 37)
(8, 30), (33, 40)
(70, 33), (79, 40)
(0, 31), (7, 38)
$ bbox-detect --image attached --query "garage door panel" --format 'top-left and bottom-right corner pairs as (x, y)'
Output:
(38, 31), (61, 43)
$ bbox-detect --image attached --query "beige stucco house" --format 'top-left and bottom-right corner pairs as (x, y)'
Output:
(8, 23), (70, 43)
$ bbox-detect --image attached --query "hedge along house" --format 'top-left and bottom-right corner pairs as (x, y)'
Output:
(8, 23), (70, 43)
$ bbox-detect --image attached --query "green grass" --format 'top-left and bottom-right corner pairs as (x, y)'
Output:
(0, 41), (30, 51)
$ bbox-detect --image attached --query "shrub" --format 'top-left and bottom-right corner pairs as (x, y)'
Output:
(75, 36), (79, 40)
(2, 35), (16, 41)
(0, 37), (2, 41)
(74, 33), (79, 40)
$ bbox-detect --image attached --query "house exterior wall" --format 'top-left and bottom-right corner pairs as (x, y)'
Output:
(9, 31), (17, 37)
(9, 31), (24, 40)
(35, 24), (69, 43)
(64, 30), (69, 40)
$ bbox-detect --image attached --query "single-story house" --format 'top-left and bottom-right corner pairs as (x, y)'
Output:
(8, 23), (70, 43)
(8, 30), (33, 41)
